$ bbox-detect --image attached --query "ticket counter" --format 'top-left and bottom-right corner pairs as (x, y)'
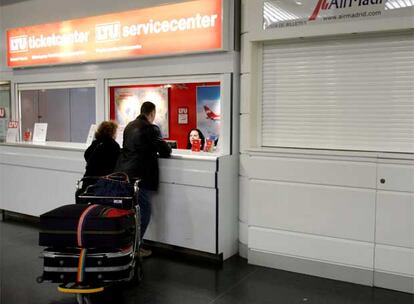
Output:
(0, 141), (238, 260)
(0, 0), (240, 261)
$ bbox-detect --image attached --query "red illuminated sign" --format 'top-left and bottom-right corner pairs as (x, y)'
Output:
(8, 121), (18, 128)
(7, 0), (223, 68)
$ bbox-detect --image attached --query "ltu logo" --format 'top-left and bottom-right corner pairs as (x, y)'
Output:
(309, 0), (383, 21)
(9, 35), (28, 52)
(95, 22), (121, 42)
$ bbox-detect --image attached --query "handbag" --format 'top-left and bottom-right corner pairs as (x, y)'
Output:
(93, 172), (134, 198)
(78, 172), (135, 209)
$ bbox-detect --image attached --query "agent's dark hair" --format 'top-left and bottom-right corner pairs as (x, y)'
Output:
(95, 121), (118, 140)
(186, 128), (205, 150)
(140, 101), (156, 116)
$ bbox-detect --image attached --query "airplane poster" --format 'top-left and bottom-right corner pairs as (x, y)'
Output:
(196, 86), (221, 143)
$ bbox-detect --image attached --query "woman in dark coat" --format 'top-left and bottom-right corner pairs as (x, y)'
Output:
(84, 120), (120, 177)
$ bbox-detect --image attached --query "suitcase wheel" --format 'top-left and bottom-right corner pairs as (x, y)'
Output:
(77, 294), (92, 304)
(132, 259), (143, 285)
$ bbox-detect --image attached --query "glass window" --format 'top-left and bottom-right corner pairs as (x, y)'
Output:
(109, 82), (221, 150)
(20, 87), (95, 143)
(0, 83), (11, 142)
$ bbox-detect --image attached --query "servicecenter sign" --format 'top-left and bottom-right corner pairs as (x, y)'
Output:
(264, 0), (413, 29)
(7, 0), (223, 68)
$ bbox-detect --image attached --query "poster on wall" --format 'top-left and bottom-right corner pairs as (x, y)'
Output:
(263, 0), (414, 29)
(114, 87), (169, 138)
(196, 86), (220, 143)
(178, 107), (189, 125)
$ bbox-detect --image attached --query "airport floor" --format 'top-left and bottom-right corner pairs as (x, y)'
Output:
(0, 217), (413, 304)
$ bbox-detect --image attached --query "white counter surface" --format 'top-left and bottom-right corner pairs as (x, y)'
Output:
(0, 141), (221, 160)
(1, 141), (87, 151)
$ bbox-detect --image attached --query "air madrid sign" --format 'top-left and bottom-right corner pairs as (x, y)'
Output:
(263, 0), (413, 29)
(7, 0), (223, 68)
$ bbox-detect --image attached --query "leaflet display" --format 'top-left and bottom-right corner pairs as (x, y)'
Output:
(86, 124), (97, 146)
(33, 123), (48, 142)
(6, 121), (18, 143)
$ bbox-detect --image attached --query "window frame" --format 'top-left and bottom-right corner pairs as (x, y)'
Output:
(16, 80), (97, 142)
(105, 74), (232, 155)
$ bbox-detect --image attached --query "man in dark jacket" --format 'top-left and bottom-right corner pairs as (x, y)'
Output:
(116, 101), (171, 256)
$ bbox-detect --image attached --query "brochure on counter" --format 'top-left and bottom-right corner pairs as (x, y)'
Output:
(32, 123), (48, 142)
(86, 124), (97, 146)
(115, 125), (125, 147)
(6, 120), (18, 143)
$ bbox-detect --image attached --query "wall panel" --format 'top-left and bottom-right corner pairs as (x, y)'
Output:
(249, 227), (374, 269)
(249, 179), (376, 242)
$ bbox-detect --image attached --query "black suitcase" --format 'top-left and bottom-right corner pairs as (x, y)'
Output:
(41, 246), (135, 283)
(39, 204), (136, 249)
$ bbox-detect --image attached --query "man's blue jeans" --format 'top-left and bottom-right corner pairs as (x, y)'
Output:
(137, 188), (153, 239)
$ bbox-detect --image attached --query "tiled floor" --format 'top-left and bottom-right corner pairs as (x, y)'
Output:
(1, 218), (413, 304)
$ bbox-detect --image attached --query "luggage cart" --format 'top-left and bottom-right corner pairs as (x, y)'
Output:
(37, 177), (143, 304)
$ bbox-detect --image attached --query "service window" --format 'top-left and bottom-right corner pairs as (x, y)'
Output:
(107, 77), (228, 152)
(18, 82), (96, 143)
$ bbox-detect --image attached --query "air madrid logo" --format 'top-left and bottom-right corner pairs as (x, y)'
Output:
(309, 0), (383, 20)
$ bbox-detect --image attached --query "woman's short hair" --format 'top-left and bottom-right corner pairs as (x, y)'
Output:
(95, 121), (118, 140)
(186, 128), (205, 150)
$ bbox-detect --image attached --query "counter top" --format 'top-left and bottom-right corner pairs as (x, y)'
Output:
(0, 141), (87, 151)
(0, 141), (222, 160)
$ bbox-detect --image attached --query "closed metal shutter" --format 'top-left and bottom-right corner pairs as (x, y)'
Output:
(262, 32), (414, 153)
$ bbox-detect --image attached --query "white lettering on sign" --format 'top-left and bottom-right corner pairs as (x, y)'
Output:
(0, 107), (5, 118)
(10, 31), (90, 50)
(10, 13), (218, 50)
(10, 56), (28, 62)
(122, 14), (218, 37)
(95, 22), (121, 42)
(10, 35), (28, 53)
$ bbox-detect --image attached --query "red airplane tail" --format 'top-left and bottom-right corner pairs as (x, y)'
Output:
(203, 105), (220, 120)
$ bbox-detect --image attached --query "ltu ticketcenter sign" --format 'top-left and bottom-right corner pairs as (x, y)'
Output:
(263, 0), (413, 29)
(7, 0), (223, 68)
